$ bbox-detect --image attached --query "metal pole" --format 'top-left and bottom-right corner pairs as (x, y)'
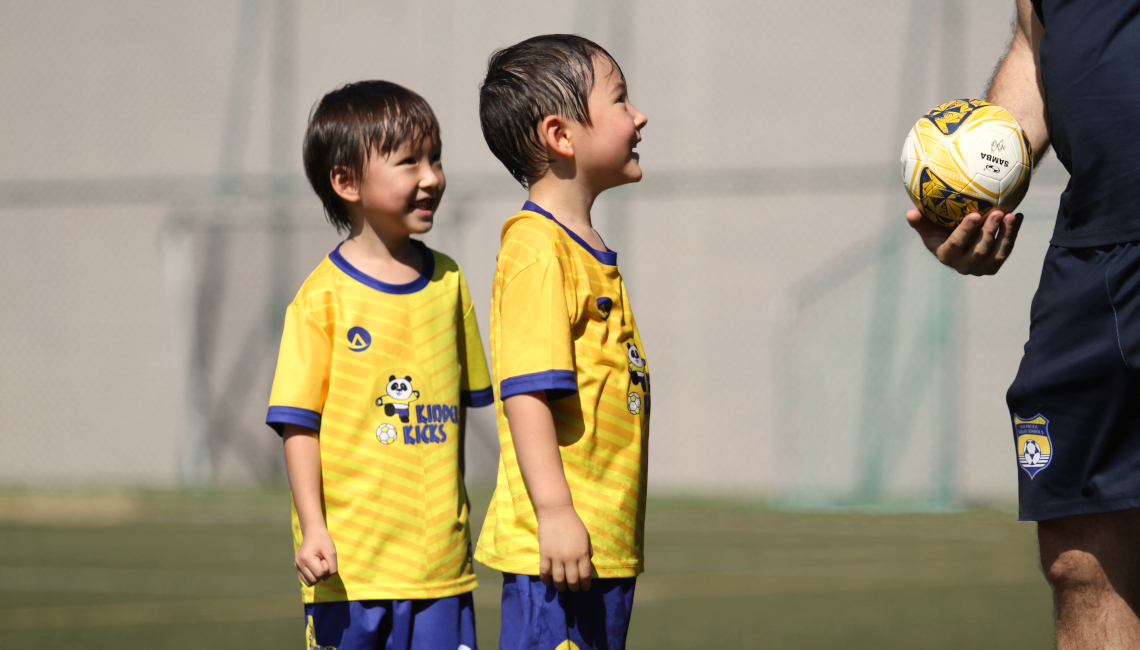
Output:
(205, 0), (297, 481)
(933, 0), (965, 507)
(179, 0), (264, 484)
(855, 0), (936, 502)
(266, 0), (298, 479)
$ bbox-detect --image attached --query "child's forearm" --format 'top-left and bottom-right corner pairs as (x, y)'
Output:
(503, 392), (574, 513)
(283, 424), (338, 585)
(505, 391), (592, 591)
(283, 425), (326, 535)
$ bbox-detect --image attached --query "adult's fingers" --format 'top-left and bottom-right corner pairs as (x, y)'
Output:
(974, 211), (1023, 275)
(970, 211), (1005, 260)
(906, 209), (942, 235)
(938, 213), (984, 270)
(993, 212), (1024, 263)
(907, 209), (953, 254)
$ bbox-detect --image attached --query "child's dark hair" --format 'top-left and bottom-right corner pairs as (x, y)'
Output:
(479, 34), (622, 188)
(303, 80), (440, 232)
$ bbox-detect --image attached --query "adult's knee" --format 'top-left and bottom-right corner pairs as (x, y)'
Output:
(1039, 512), (1140, 597)
(1041, 543), (1103, 594)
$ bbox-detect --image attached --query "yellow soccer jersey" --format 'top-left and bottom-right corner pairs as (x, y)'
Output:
(266, 240), (492, 603)
(475, 202), (651, 579)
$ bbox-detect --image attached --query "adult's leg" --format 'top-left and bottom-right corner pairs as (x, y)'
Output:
(1039, 509), (1140, 649)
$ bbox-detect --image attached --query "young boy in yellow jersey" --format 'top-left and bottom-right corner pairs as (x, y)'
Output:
(474, 35), (650, 650)
(266, 81), (492, 650)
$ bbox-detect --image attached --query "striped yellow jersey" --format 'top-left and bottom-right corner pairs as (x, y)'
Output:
(475, 202), (651, 578)
(266, 240), (492, 602)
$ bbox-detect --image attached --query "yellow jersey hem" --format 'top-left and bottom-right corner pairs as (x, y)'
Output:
(302, 574), (478, 603)
(473, 550), (642, 579)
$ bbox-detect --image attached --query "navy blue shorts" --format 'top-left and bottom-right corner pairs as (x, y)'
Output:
(304, 593), (477, 650)
(498, 573), (636, 650)
(1007, 241), (1140, 521)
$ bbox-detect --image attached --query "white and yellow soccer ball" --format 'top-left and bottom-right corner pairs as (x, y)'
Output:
(901, 98), (1032, 229)
(376, 423), (398, 445)
(627, 392), (642, 415)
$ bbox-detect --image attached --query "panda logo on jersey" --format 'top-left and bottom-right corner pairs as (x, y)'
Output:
(627, 343), (648, 391)
(376, 375), (419, 423)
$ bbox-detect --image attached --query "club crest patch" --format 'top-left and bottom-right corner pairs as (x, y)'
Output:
(1013, 414), (1052, 479)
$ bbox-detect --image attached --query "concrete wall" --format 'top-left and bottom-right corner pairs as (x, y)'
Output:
(0, 0), (1064, 503)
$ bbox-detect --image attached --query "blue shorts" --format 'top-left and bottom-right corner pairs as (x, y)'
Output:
(499, 573), (636, 650)
(1007, 242), (1140, 521)
(304, 593), (477, 650)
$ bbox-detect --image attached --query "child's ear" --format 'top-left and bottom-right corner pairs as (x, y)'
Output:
(330, 166), (360, 202)
(539, 115), (574, 158)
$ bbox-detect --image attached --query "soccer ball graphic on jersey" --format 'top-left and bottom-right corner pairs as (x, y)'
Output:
(627, 391), (642, 415)
(1024, 439), (1041, 465)
(376, 423), (398, 445)
(375, 375), (419, 423)
(901, 99), (1032, 228)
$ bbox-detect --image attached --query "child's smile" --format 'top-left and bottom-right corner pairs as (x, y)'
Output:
(576, 57), (648, 191)
(354, 136), (445, 236)
(411, 197), (436, 217)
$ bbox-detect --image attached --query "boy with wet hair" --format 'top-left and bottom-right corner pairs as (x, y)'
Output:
(474, 34), (650, 650)
(267, 80), (493, 650)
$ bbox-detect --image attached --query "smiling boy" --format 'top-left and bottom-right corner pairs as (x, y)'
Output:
(474, 35), (651, 650)
(266, 80), (492, 650)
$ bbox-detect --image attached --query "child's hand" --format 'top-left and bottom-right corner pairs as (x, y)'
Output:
(295, 527), (338, 587)
(537, 504), (593, 592)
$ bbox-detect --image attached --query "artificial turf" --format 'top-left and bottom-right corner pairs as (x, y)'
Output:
(0, 489), (1052, 649)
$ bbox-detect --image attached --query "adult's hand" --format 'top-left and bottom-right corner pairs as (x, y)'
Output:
(906, 209), (1023, 276)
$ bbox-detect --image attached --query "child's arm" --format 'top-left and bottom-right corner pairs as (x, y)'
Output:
(504, 391), (592, 592)
(283, 424), (338, 586)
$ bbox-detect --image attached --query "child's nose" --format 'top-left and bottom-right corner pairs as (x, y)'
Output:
(420, 165), (444, 190)
(631, 103), (648, 129)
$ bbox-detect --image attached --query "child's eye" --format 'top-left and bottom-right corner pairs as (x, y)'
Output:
(399, 157), (416, 165)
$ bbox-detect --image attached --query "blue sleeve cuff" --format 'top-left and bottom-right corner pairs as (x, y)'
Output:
(266, 406), (322, 437)
(499, 370), (578, 401)
(461, 387), (495, 408)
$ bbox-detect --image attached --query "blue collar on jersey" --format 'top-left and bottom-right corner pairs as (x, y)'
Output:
(523, 201), (618, 266)
(329, 238), (435, 295)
